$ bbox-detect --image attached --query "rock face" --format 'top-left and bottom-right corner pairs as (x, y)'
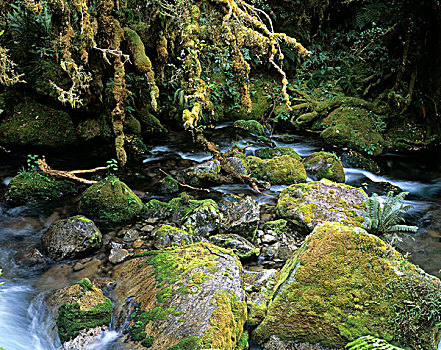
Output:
(41, 216), (102, 260)
(276, 179), (365, 234)
(80, 175), (143, 222)
(219, 196), (260, 241)
(0, 101), (77, 147)
(6, 171), (77, 204)
(48, 278), (112, 347)
(112, 242), (247, 350)
(303, 151), (345, 183)
(247, 155), (307, 185)
(254, 222), (441, 350)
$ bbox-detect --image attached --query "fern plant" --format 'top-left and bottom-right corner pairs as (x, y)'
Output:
(346, 335), (405, 350)
(361, 191), (418, 236)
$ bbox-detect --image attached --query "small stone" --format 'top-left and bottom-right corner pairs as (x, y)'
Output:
(141, 224), (155, 232)
(109, 248), (130, 264)
(73, 262), (85, 272)
(262, 234), (277, 244)
(122, 229), (140, 242)
(132, 239), (144, 248)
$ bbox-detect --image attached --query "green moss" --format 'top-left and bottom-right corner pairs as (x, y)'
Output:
(0, 101), (77, 147)
(124, 114), (142, 135)
(233, 119), (265, 136)
(141, 336), (154, 347)
(262, 219), (289, 236)
(167, 336), (201, 350)
(255, 147), (301, 161)
(246, 155), (306, 185)
(191, 271), (211, 284)
(57, 298), (112, 343)
(6, 171), (78, 204)
(160, 176), (180, 194)
(199, 289), (247, 350)
(254, 222), (441, 349)
(80, 175), (142, 222)
(125, 27), (152, 73)
(75, 278), (93, 291)
(156, 286), (173, 303)
(236, 331), (249, 350)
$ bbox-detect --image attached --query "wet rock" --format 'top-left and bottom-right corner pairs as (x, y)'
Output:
(209, 234), (259, 259)
(41, 216), (102, 261)
(183, 160), (226, 186)
(16, 248), (46, 266)
(112, 242), (247, 349)
(47, 278), (112, 347)
(6, 171), (78, 204)
(253, 222), (441, 349)
(247, 155), (307, 185)
(276, 179), (365, 234)
(152, 225), (204, 249)
(80, 175), (143, 222)
(181, 200), (222, 237)
(303, 151), (345, 183)
(226, 156), (248, 175)
(121, 228), (140, 242)
(219, 196), (260, 241)
(62, 326), (109, 350)
(109, 247), (130, 265)
(132, 239), (144, 248)
(340, 150), (380, 174)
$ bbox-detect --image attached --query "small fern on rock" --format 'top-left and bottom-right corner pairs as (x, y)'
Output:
(361, 191), (418, 236)
(346, 335), (405, 350)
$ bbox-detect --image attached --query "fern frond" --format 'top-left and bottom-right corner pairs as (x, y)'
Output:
(389, 224), (418, 233)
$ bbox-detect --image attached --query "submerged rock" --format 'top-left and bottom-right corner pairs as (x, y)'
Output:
(254, 222), (441, 350)
(247, 155), (307, 185)
(303, 151), (345, 183)
(6, 171), (77, 204)
(41, 216), (102, 261)
(48, 278), (112, 347)
(80, 175), (142, 222)
(276, 179), (365, 234)
(112, 242), (247, 350)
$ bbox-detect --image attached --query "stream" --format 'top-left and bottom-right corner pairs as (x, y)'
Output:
(1, 123), (441, 349)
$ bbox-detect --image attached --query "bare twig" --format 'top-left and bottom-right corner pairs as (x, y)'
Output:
(158, 168), (211, 192)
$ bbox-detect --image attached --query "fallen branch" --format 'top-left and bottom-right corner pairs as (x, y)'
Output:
(37, 157), (107, 184)
(158, 168), (211, 193)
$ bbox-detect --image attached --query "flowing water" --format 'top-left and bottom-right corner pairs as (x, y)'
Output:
(1, 124), (441, 349)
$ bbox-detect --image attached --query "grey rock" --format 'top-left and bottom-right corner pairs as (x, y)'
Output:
(109, 248), (129, 264)
(181, 200), (222, 237)
(41, 216), (102, 261)
(209, 233), (258, 259)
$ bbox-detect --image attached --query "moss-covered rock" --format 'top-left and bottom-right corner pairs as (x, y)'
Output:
(302, 151), (345, 183)
(6, 171), (78, 204)
(233, 119), (265, 136)
(254, 222), (441, 350)
(112, 242), (247, 349)
(159, 176), (180, 194)
(80, 175), (142, 222)
(153, 225), (202, 249)
(48, 278), (112, 344)
(276, 179), (365, 234)
(319, 107), (385, 156)
(41, 215), (102, 261)
(76, 117), (112, 141)
(182, 200), (221, 237)
(340, 150), (380, 174)
(124, 114), (142, 135)
(209, 234), (258, 260)
(247, 155), (307, 185)
(255, 147), (301, 161)
(0, 101), (77, 147)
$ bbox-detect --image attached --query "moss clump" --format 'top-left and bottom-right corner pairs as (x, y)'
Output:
(6, 171), (78, 204)
(255, 147), (301, 161)
(303, 151), (345, 183)
(236, 331), (249, 350)
(57, 297), (112, 343)
(124, 114), (142, 135)
(254, 222), (441, 349)
(247, 155), (306, 185)
(167, 336), (200, 350)
(319, 107), (385, 156)
(233, 119), (265, 136)
(156, 286), (173, 303)
(262, 219), (289, 236)
(199, 289), (247, 350)
(75, 278), (93, 291)
(0, 101), (77, 147)
(80, 175), (142, 222)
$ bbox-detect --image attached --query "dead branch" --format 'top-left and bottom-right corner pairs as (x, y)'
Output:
(37, 157), (107, 184)
(158, 168), (211, 193)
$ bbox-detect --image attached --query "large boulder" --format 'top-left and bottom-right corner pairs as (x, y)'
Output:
(48, 278), (112, 348)
(0, 101), (77, 147)
(276, 179), (365, 234)
(41, 215), (102, 261)
(219, 196), (260, 241)
(319, 107), (385, 156)
(112, 242), (247, 350)
(247, 155), (307, 185)
(253, 222), (441, 350)
(80, 175), (142, 222)
(302, 151), (345, 183)
(6, 171), (77, 204)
